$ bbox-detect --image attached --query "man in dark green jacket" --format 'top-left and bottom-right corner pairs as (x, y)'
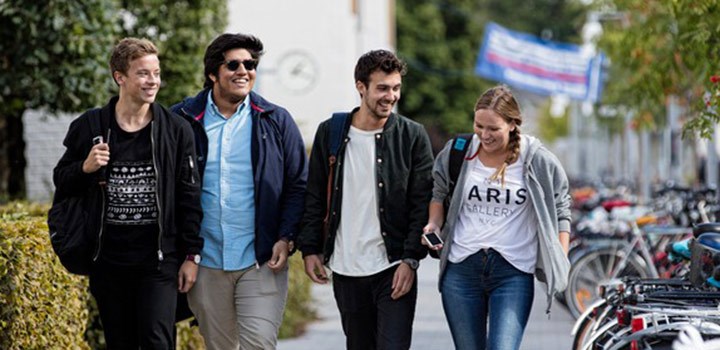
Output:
(298, 49), (434, 350)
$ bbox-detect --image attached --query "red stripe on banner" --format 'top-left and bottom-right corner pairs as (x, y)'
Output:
(487, 52), (587, 84)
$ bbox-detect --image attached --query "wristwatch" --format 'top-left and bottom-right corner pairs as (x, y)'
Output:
(402, 258), (419, 271)
(186, 254), (201, 264)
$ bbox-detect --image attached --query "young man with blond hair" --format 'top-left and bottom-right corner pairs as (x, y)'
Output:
(52, 37), (203, 349)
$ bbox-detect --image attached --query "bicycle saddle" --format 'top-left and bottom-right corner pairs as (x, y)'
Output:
(696, 232), (720, 252)
(693, 223), (720, 238)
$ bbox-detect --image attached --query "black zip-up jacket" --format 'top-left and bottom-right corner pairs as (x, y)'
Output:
(52, 97), (204, 263)
(298, 109), (434, 263)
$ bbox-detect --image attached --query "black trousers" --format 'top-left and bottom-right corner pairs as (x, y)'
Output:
(332, 264), (417, 350)
(89, 259), (179, 350)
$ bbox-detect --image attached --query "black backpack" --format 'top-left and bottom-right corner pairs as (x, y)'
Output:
(444, 133), (473, 222)
(47, 110), (105, 275)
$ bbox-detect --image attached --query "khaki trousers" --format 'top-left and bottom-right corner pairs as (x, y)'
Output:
(188, 263), (289, 350)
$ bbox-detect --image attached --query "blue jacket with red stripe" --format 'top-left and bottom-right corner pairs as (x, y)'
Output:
(171, 89), (308, 265)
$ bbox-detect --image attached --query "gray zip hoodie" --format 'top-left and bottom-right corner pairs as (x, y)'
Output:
(431, 134), (571, 314)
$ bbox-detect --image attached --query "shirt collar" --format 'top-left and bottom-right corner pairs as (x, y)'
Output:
(206, 90), (250, 119)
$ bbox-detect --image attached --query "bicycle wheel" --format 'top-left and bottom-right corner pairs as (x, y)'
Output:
(572, 308), (601, 350)
(565, 246), (649, 319)
(572, 299), (614, 350)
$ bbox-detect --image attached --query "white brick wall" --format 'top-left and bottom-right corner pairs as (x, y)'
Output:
(24, 110), (77, 202)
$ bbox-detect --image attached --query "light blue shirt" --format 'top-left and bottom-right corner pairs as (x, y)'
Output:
(199, 91), (256, 270)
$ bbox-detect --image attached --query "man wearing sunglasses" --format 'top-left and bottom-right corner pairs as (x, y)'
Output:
(171, 33), (307, 350)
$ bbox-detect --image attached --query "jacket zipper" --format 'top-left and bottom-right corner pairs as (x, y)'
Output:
(92, 127), (111, 261)
(92, 189), (106, 261)
(188, 155), (195, 184)
(252, 113), (265, 268)
(151, 120), (165, 265)
(526, 162), (558, 316)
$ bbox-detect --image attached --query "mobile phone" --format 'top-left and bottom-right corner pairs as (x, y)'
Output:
(92, 136), (104, 145)
(422, 232), (443, 247)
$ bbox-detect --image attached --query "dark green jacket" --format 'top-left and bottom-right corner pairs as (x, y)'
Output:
(298, 109), (434, 263)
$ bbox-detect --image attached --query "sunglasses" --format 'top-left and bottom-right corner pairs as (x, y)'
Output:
(224, 59), (259, 71)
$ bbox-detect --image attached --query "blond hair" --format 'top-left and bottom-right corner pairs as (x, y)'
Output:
(109, 37), (158, 85)
(474, 85), (522, 186)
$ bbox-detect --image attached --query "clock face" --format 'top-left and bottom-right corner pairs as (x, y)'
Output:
(277, 51), (318, 94)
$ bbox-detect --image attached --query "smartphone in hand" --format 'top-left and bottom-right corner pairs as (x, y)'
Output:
(422, 232), (443, 248)
(92, 135), (108, 186)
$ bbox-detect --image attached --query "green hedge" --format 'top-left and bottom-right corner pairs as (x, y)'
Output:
(0, 202), (316, 349)
(0, 211), (90, 350)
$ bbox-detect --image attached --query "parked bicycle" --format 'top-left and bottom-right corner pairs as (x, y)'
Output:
(563, 183), (717, 319)
(571, 222), (720, 350)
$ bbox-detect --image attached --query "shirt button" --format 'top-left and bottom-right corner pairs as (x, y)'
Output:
(376, 134), (381, 139)
(381, 231), (387, 236)
(378, 182), (383, 188)
(379, 208), (384, 212)
(377, 158), (382, 163)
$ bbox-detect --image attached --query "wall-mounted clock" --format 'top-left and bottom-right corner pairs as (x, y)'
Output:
(276, 51), (318, 94)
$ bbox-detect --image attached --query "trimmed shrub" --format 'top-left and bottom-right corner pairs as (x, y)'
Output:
(0, 215), (90, 350)
(0, 202), (316, 348)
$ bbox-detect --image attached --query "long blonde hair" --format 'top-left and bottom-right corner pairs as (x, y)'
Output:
(474, 85), (522, 186)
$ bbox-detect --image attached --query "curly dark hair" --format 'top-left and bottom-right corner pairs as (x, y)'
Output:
(203, 33), (264, 88)
(353, 49), (407, 87)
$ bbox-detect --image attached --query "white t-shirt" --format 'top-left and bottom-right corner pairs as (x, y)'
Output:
(449, 136), (538, 273)
(328, 126), (395, 276)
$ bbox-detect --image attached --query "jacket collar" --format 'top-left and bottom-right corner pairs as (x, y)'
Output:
(100, 95), (170, 128)
(180, 88), (275, 120)
(347, 107), (398, 133)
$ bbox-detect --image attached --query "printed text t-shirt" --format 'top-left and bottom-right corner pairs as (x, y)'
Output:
(450, 136), (538, 273)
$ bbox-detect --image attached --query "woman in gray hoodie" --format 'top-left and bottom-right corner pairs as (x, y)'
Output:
(423, 85), (571, 350)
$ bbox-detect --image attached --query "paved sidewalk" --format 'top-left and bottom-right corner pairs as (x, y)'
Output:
(279, 261), (575, 350)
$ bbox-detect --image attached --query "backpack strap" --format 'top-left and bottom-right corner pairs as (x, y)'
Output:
(448, 133), (473, 194)
(322, 113), (350, 242)
(430, 133), (474, 259)
(328, 113), (349, 159)
(86, 108), (107, 186)
(87, 108), (102, 140)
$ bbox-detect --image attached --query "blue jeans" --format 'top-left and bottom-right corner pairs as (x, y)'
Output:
(441, 249), (534, 350)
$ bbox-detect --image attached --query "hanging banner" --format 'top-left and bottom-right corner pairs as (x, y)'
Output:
(475, 22), (605, 102)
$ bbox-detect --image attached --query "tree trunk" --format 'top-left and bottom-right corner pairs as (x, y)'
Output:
(0, 112), (26, 200)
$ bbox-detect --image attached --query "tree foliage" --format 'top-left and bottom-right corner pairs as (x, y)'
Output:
(0, 0), (116, 199)
(0, 0), (227, 199)
(396, 0), (587, 143)
(596, 0), (720, 138)
(0, 0), (117, 117)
